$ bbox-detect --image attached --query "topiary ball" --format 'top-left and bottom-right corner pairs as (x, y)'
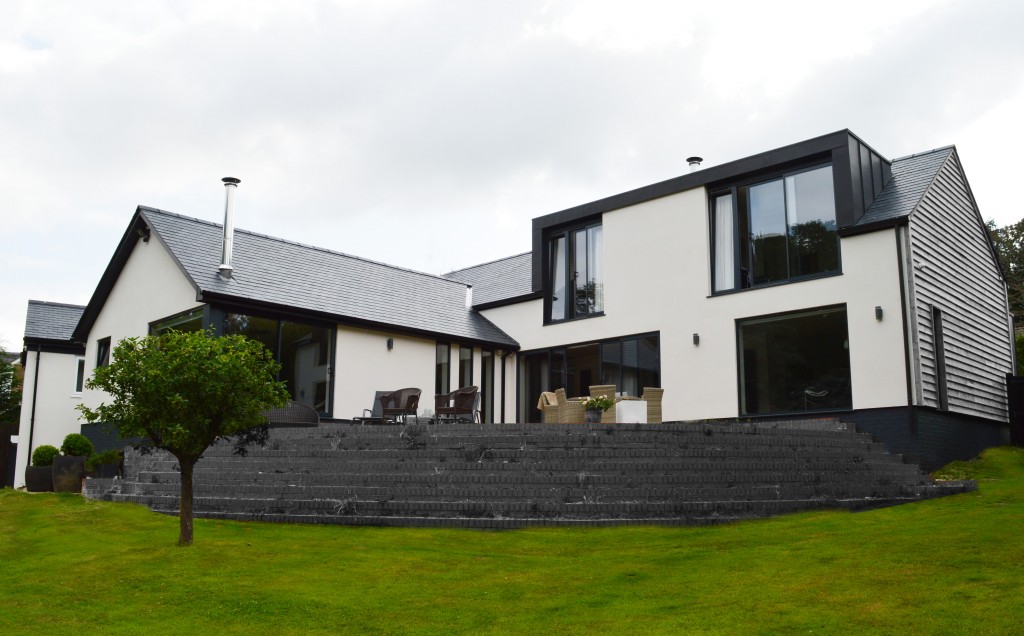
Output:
(61, 433), (95, 458)
(32, 445), (60, 467)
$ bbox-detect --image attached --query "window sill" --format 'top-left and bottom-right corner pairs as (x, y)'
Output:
(544, 311), (606, 327)
(708, 270), (842, 298)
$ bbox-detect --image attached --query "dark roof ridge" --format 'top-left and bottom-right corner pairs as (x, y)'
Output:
(139, 206), (469, 288)
(27, 299), (87, 309)
(445, 251), (532, 276)
(891, 145), (954, 163)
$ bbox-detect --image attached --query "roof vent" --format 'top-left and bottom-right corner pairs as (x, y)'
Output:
(219, 177), (240, 279)
(686, 156), (703, 173)
(465, 285), (473, 308)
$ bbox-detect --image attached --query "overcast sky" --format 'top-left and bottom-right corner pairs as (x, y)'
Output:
(2, 0), (1023, 349)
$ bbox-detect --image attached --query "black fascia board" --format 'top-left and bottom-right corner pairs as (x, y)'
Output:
(71, 206), (203, 344)
(199, 291), (520, 350)
(472, 291), (543, 312)
(71, 210), (151, 343)
(530, 129), (868, 292)
(23, 337), (86, 355)
(837, 215), (909, 238)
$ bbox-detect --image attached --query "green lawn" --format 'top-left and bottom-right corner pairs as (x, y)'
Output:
(2, 447), (1023, 635)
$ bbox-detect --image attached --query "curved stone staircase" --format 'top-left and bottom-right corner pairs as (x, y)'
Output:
(84, 419), (974, 529)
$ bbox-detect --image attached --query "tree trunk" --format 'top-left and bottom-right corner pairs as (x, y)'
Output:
(178, 458), (195, 546)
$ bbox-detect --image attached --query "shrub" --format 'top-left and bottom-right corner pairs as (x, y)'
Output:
(61, 433), (95, 457)
(32, 445), (60, 467)
(86, 449), (123, 472)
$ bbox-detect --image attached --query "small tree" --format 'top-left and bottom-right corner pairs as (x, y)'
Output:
(0, 347), (22, 425)
(78, 330), (289, 545)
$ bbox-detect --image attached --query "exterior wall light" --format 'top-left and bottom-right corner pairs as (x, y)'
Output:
(693, 333), (700, 346)
(875, 306), (883, 321)
(387, 337), (394, 351)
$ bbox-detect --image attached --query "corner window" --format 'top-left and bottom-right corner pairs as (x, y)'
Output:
(96, 337), (111, 368)
(738, 306), (851, 415)
(151, 308), (204, 336)
(547, 223), (603, 322)
(73, 357), (85, 394)
(713, 164), (839, 292)
(223, 313), (333, 413)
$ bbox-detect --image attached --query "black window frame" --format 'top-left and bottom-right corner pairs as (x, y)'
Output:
(544, 219), (605, 324)
(710, 162), (842, 295)
(95, 337), (111, 369)
(435, 342), (451, 395)
(736, 304), (852, 417)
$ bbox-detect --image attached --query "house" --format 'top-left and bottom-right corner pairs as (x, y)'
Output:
(12, 301), (86, 486)
(14, 129), (1013, 485)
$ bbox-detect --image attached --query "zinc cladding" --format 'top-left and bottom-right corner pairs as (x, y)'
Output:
(443, 252), (534, 307)
(853, 146), (953, 228)
(141, 208), (518, 347)
(25, 300), (86, 342)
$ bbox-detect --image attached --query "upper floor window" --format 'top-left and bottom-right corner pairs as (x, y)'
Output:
(96, 337), (111, 368)
(547, 222), (604, 322)
(712, 164), (839, 293)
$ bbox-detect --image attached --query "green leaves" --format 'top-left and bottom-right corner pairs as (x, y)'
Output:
(77, 330), (290, 465)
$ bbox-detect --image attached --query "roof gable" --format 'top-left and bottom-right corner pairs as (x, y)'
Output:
(79, 208), (517, 347)
(849, 146), (954, 231)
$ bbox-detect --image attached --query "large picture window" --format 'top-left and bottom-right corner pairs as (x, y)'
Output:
(738, 306), (851, 415)
(713, 164), (839, 292)
(547, 222), (604, 322)
(224, 313), (332, 413)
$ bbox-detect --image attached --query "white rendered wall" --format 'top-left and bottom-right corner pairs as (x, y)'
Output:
(333, 327), (436, 419)
(81, 237), (202, 411)
(13, 351), (85, 488)
(482, 188), (908, 422)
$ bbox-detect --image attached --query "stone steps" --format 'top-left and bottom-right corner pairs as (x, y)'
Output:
(86, 419), (975, 528)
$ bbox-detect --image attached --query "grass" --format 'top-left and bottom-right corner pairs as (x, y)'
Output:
(2, 447), (1023, 635)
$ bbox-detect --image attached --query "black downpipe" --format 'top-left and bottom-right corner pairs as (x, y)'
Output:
(499, 354), (506, 423)
(26, 345), (41, 466)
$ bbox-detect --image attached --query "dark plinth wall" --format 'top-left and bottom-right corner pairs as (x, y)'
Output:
(843, 407), (1010, 471)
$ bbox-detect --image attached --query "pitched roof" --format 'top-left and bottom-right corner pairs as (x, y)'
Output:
(443, 252), (535, 307)
(25, 300), (85, 342)
(854, 146), (953, 228)
(135, 208), (518, 347)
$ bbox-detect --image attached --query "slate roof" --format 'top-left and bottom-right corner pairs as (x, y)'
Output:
(24, 300), (85, 342)
(139, 208), (518, 347)
(443, 252), (535, 307)
(854, 146), (953, 228)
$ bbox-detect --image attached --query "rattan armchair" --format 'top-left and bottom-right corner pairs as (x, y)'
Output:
(380, 387), (421, 424)
(537, 391), (560, 423)
(642, 387), (664, 424)
(589, 384), (617, 424)
(435, 386), (479, 423)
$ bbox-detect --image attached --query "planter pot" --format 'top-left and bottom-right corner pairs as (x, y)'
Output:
(585, 409), (602, 424)
(25, 465), (53, 492)
(52, 455), (86, 493)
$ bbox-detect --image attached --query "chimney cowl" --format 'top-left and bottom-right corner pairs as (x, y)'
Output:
(686, 156), (703, 173)
(219, 177), (240, 279)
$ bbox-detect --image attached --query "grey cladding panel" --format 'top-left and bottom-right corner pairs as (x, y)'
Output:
(908, 152), (1011, 421)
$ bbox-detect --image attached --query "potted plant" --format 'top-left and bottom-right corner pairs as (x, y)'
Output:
(53, 433), (94, 493)
(580, 395), (615, 424)
(25, 445), (59, 492)
(86, 449), (123, 479)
